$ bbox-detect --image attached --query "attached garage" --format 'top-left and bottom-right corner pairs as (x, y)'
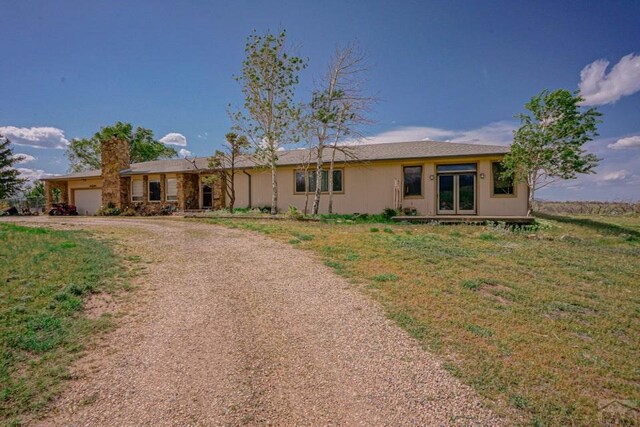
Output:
(73, 189), (102, 215)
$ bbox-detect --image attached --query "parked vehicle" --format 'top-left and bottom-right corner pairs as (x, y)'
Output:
(48, 203), (78, 216)
(1, 206), (20, 216)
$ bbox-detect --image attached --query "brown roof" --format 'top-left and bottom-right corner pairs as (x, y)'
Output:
(45, 140), (509, 180)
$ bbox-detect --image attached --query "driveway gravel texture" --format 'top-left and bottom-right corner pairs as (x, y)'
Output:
(6, 217), (502, 426)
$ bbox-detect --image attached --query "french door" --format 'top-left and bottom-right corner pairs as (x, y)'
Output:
(437, 174), (476, 214)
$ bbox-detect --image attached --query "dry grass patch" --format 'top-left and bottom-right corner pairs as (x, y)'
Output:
(205, 215), (640, 426)
(0, 223), (135, 426)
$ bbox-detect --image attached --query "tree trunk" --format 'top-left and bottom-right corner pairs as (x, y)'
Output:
(311, 153), (323, 215)
(229, 172), (235, 213)
(527, 172), (537, 217)
(527, 187), (535, 217)
(328, 148), (337, 214)
(328, 163), (334, 214)
(270, 164), (278, 215)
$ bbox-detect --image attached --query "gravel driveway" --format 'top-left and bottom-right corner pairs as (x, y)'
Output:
(8, 217), (501, 426)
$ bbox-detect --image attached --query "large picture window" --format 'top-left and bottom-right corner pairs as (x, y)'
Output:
(149, 179), (161, 202)
(294, 169), (343, 193)
(166, 178), (178, 201)
(131, 178), (143, 202)
(492, 162), (515, 196)
(403, 166), (422, 197)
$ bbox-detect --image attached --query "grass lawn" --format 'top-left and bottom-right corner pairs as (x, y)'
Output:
(0, 223), (133, 426)
(204, 214), (640, 426)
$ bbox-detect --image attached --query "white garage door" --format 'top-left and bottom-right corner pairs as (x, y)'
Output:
(74, 189), (102, 215)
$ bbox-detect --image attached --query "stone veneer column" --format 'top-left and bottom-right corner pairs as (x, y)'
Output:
(177, 173), (187, 211)
(59, 182), (69, 204)
(177, 173), (200, 211)
(159, 174), (166, 203)
(100, 137), (130, 209)
(44, 181), (54, 211)
(187, 174), (200, 209)
(213, 171), (226, 210)
(45, 180), (68, 210)
(142, 175), (149, 203)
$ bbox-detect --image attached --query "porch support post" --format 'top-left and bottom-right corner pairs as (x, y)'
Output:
(160, 174), (166, 202)
(44, 181), (53, 211)
(142, 175), (149, 203)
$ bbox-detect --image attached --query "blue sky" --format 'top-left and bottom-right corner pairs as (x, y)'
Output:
(1, 0), (639, 201)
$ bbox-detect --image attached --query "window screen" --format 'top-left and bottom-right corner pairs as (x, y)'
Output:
(166, 178), (178, 201)
(131, 179), (143, 202)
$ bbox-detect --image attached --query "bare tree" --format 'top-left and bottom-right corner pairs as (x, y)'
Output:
(308, 42), (375, 214)
(209, 132), (250, 213)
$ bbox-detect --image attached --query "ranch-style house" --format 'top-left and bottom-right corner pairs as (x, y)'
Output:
(42, 139), (529, 219)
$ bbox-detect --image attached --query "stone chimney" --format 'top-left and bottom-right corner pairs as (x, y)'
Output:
(101, 137), (130, 209)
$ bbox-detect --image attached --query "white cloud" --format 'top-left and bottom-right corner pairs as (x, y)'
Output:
(13, 153), (36, 164)
(0, 126), (69, 149)
(352, 121), (516, 146)
(578, 53), (640, 106)
(159, 132), (187, 146)
(608, 135), (640, 150)
(601, 170), (630, 182)
(178, 148), (192, 157)
(17, 168), (59, 181)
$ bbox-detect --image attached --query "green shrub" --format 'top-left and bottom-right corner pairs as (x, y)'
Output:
(382, 208), (398, 220)
(370, 227), (379, 232)
(287, 205), (303, 220)
(120, 207), (136, 216)
(97, 202), (121, 216)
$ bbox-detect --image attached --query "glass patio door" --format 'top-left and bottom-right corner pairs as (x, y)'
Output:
(457, 174), (476, 214)
(437, 175), (456, 214)
(437, 173), (476, 215)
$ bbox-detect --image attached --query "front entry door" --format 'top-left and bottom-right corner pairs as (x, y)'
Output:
(202, 185), (213, 208)
(437, 174), (476, 214)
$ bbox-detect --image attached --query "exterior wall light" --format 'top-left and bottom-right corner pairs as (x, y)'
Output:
(429, 175), (435, 180)
(480, 173), (486, 179)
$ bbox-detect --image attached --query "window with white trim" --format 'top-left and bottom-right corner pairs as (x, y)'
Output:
(131, 178), (143, 202)
(166, 178), (178, 201)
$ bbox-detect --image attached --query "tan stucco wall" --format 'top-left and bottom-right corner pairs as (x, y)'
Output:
(231, 156), (529, 216)
(56, 156), (529, 217)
